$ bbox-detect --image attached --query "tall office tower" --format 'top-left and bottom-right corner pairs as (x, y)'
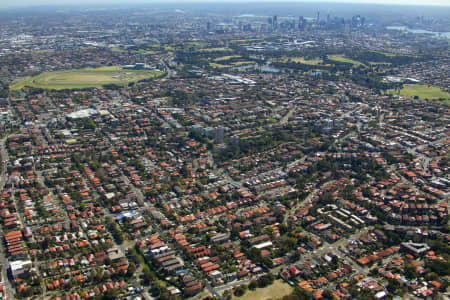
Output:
(316, 12), (320, 24)
(273, 15), (278, 30)
(215, 126), (224, 144)
(298, 16), (304, 29)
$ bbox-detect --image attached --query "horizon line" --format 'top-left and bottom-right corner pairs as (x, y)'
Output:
(1, 0), (450, 10)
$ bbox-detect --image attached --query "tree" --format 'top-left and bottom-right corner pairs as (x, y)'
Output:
(234, 285), (247, 297)
(279, 223), (288, 234)
(248, 280), (258, 290)
(127, 262), (136, 276)
(284, 237), (298, 250)
(404, 264), (417, 280)
(263, 226), (274, 237)
(322, 289), (334, 299)
(98, 289), (120, 300)
(387, 278), (400, 294)
(427, 260), (450, 277)
(223, 290), (232, 300)
(257, 273), (274, 288)
(282, 287), (313, 300)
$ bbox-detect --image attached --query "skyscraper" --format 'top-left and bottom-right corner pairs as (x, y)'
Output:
(298, 16), (304, 30)
(273, 15), (278, 30)
(215, 126), (224, 144)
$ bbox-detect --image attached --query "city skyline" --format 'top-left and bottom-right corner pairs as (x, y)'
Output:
(1, 0), (450, 9)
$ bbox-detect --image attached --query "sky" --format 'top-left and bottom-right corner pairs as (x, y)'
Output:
(1, 0), (449, 8)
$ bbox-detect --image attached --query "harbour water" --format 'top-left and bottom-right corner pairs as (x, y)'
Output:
(386, 26), (450, 39)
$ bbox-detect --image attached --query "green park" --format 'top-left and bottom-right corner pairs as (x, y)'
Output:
(10, 66), (163, 90)
(389, 84), (450, 105)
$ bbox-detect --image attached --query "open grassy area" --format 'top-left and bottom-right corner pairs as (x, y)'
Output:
(182, 41), (207, 49)
(199, 47), (232, 52)
(214, 55), (242, 62)
(328, 55), (366, 67)
(231, 61), (256, 66)
(388, 84), (450, 104)
(231, 39), (263, 43)
(146, 44), (174, 51)
(111, 47), (128, 53)
(370, 50), (397, 57)
(10, 66), (163, 90)
(369, 62), (391, 65)
(111, 47), (156, 55)
(209, 62), (232, 68)
(233, 280), (293, 300)
(279, 56), (325, 66)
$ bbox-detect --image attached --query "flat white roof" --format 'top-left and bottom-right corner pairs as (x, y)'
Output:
(254, 241), (273, 249)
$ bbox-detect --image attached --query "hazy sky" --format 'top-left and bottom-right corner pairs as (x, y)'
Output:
(1, 0), (450, 7)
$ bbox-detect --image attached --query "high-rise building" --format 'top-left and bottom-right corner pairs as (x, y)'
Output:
(273, 15), (278, 30)
(298, 16), (304, 29)
(215, 126), (224, 144)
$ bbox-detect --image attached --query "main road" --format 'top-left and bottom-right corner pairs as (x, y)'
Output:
(0, 137), (15, 300)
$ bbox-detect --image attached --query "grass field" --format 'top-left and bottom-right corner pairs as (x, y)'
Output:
(111, 47), (156, 55)
(369, 62), (391, 65)
(231, 39), (263, 43)
(199, 47), (232, 52)
(370, 50), (397, 57)
(182, 41), (207, 49)
(328, 55), (366, 67)
(209, 62), (232, 68)
(231, 61), (255, 66)
(279, 56), (324, 66)
(389, 84), (450, 104)
(10, 66), (163, 90)
(214, 55), (242, 62)
(146, 44), (174, 51)
(233, 280), (293, 300)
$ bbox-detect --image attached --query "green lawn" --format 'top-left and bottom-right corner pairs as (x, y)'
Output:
(231, 39), (263, 43)
(10, 66), (163, 90)
(214, 55), (242, 62)
(370, 50), (397, 57)
(231, 61), (255, 66)
(279, 56), (325, 66)
(146, 44), (174, 51)
(389, 84), (450, 104)
(328, 55), (365, 67)
(209, 63), (232, 68)
(233, 280), (293, 300)
(111, 47), (156, 55)
(111, 47), (129, 53)
(199, 47), (232, 52)
(369, 62), (391, 65)
(182, 41), (207, 49)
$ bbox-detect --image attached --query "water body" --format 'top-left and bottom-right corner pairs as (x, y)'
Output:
(386, 26), (450, 39)
(232, 64), (257, 71)
(260, 66), (281, 73)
